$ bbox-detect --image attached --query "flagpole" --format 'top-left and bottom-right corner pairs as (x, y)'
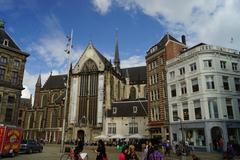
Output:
(61, 29), (73, 153)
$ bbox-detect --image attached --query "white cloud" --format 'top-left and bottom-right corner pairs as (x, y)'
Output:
(93, 0), (240, 50)
(91, 0), (112, 15)
(121, 55), (145, 68)
(28, 14), (83, 69)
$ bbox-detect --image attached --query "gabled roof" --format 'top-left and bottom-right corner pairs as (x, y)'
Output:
(107, 100), (148, 117)
(42, 74), (67, 90)
(92, 45), (112, 68)
(121, 66), (146, 84)
(0, 28), (20, 50)
(146, 34), (183, 56)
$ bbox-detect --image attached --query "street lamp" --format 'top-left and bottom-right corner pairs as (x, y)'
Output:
(176, 117), (185, 144)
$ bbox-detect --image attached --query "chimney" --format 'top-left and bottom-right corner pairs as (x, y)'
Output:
(181, 35), (186, 45)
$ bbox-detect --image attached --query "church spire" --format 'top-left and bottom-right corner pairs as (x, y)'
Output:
(36, 74), (41, 87)
(114, 31), (120, 71)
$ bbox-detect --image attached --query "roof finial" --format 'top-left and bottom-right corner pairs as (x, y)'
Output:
(0, 19), (5, 29)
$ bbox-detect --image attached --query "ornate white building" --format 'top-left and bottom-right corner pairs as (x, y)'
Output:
(167, 43), (240, 152)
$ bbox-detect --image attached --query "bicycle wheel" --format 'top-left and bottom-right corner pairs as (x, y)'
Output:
(60, 153), (74, 160)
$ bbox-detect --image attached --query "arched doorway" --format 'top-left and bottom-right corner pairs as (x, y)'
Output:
(77, 130), (85, 142)
(211, 127), (222, 151)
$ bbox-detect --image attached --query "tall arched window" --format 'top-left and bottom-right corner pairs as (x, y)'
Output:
(129, 87), (136, 100)
(41, 95), (48, 107)
(51, 110), (58, 128)
(29, 114), (34, 129)
(81, 59), (98, 72)
(51, 94), (58, 103)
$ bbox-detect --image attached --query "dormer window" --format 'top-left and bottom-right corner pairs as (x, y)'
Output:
(113, 107), (117, 114)
(3, 39), (9, 46)
(133, 106), (137, 113)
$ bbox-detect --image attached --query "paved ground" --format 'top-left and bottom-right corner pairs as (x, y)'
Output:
(2, 144), (238, 160)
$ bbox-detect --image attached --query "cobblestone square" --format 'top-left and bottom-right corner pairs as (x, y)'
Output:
(2, 144), (228, 160)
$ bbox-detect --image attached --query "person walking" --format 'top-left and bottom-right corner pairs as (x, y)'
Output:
(95, 139), (107, 160)
(144, 140), (164, 160)
(118, 145), (129, 160)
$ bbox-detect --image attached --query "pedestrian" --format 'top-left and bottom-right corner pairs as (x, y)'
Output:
(144, 140), (164, 160)
(218, 137), (224, 153)
(118, 145), (129, 160)
(128, 144), (139, 160)
(164, 140), (171, 156)
(95, 139), (108, 160)
(74, 134), (84, 160)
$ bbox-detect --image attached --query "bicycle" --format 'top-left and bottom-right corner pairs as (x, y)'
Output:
(60, 147), (88, 160)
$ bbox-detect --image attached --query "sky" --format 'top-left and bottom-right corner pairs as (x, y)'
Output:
(1, 0), (240, 99)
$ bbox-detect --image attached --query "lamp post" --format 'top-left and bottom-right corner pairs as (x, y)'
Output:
(177, 117), (184, 144)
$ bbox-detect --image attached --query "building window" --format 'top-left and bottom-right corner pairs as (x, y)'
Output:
(129, 122), (138, 134)
(172, 104), (178, 121)
(181, 81), (187, 95)
(208, 99), (218, 118)
(0, 68), (5, 80)
(204, 60), (212, 68)
(234, 78), (240, 91)
(13, 60), (20, 68)
(11, 71), (18, 84)
(226, 98), (233, 119)
(194, 100), (202, 119)
(206, 75), (215, 89)
(113, 107), (117, 114)
(232, 63), (238, 71)
(182, 102), (189, 120)
(190, 63), (197, 71)
(192, 78), (199, 92)
(170, 71), (175, 80)
(0, 56), (7, 65)
(133, 106), (137, 113)
(170, 84), (176, 97)
(108, 123), (116, 134)
(8, 96), (14, 104)
(129, 87), (136, 100)
(222, 76), (229, 90)
(220, 61), (226, 69)
(179, 67), (185, 75)
(3, 39), (9, 46)
(5, 108), (13, 122)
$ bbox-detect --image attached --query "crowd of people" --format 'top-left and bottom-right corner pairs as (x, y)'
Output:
(72, 136), (239, 160)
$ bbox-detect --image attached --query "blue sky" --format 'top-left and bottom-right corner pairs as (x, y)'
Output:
(1, 0), (240, 99)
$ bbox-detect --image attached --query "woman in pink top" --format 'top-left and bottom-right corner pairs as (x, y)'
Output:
(118, 145), (128, 160)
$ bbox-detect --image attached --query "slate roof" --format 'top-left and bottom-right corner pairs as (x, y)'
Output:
(121, 66), (146, 84)
(107, 100), (148, 117)
(42, 74), (67, 90)
(93, 45), (112, 68)
(146, 34), (183, 56)
(0, 28), (20, 50)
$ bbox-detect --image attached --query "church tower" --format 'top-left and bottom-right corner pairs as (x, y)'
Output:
(114, 32), (120, 73)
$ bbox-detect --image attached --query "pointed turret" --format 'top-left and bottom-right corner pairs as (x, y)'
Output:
(36, 74), (41, 87)
(114, 31), (120, 72)
(34, 74), (41, 107)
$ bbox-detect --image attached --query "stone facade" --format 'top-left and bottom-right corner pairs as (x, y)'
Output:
(66, 41), (147, 142)
(23, 74), (66, 143)
(167, 43), (240, 152)
(145, 34), (185, 140)
(18, 97), (32, 127)
(0, 20), (29, 125)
